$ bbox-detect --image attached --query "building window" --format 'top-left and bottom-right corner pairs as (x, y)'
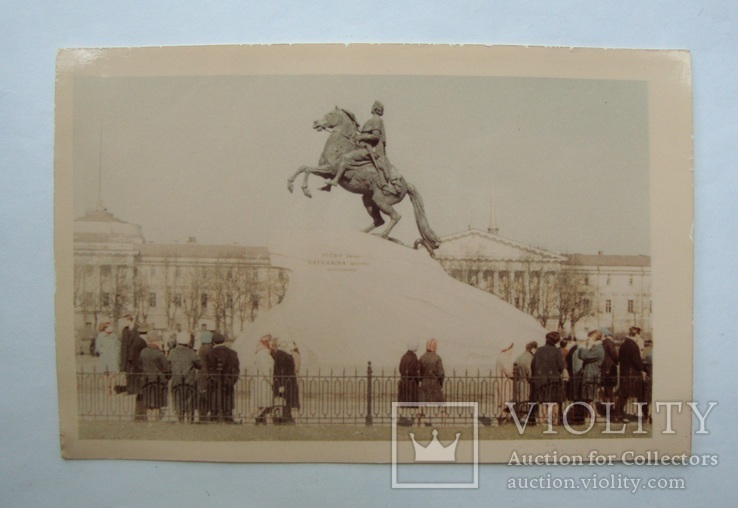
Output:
(629, 275), (633, 286)
(606, 275), (611, 286)
(102, 292), (110, 307)
(201, 292), (208, 309)
(605, 299), (612, 313)
(149, 266), (156, 277)
(175, 267), (182, 277)
(627, 299), (634, 313)
(100, 265), (112, 277)
(650, 300), (653, 313)
(148, 292), (157, 308)
(583, 298), (591, 314)
(174, 293), (182, 307)
(583, 275), (589, 286)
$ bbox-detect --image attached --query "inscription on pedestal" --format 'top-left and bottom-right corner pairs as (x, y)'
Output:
(307, 252), (370, 272)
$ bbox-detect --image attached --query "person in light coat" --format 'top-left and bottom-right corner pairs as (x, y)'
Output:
(254, 335), (275, 424)
(95, 322), (120, 395)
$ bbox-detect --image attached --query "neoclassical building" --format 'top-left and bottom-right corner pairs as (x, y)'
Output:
(435, 227), (652, 337)
(73, 206), (284, 349)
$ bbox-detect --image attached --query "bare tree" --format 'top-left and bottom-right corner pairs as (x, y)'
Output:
(159, 256), (183, 330)
(210, 258), (241, 336)
(111, 265), (132, 324)
(74, 262), (102, 331)
(235, 266), (260, 330)
(537, 271), (559, 329)
(556, 263), (594, 336)
(130, 265), (150, 324)
(182, 265), (207, 332)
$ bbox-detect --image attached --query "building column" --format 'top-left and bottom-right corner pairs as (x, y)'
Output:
(523, 270), (530, 310)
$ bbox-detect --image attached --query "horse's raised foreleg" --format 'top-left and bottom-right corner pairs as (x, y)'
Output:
(286, 166), (307, 194)
(288, 164), (331, 198)
(371, 193), (401, 239)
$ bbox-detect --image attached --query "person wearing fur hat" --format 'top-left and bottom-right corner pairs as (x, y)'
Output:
(169, 332), (203, 423)
(397, 340), (420, 426)
(206, 331), (240, 423)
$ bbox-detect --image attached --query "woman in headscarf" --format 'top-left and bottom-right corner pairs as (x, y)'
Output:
(418, 338), (445, 426)
(397, 340), (420, 426)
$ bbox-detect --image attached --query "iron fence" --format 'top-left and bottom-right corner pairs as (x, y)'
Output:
(76, 362), (651, 426)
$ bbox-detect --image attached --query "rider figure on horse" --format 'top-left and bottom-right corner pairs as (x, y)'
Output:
(325, 100), (401, 195)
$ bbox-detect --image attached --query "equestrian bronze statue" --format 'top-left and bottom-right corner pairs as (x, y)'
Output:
(287, 105), (441, 256)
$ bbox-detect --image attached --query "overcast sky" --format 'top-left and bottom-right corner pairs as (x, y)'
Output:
(73, 74), (650, 255)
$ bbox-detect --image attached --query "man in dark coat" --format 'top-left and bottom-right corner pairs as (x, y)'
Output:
(600, 328), (619, 408)
(397, 340), (420, 426)
(614, 327), (645, 422)
(564, 331), (588, 425)
(531, 332), (565, 403)
(206, 332), (240, 423)
(119, 314), (138, 393)
(531, 332), (565, 426)
(196, 330), (213, 422)
(272, 340), (299, 424)
(121, 316), (148, 421)
(140, 335), (171, 422)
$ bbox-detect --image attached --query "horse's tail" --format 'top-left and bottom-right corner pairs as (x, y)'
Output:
(405, 181), (441, 252)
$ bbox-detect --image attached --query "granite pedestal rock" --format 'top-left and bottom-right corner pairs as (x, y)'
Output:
(233, 230), (547, 370)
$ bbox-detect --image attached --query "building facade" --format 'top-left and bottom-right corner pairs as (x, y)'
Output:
(435, 228), (651, 337)
(73, 207), (285, 349)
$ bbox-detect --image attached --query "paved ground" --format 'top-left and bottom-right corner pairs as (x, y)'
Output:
(79, 420), (651, 441)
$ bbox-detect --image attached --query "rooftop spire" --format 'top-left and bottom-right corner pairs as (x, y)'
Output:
(487, 195), (499, 235)
(96, 123), (104, 211)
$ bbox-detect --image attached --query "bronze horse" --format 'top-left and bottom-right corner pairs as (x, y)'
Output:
(287, 107), (440, 256)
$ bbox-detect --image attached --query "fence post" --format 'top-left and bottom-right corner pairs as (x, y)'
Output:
(365, 361), (373, 426)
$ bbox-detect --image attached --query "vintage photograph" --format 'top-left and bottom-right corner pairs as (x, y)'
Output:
(54, 45), (693, 463)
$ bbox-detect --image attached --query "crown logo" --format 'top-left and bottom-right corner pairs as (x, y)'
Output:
(409, 429), (461, 462)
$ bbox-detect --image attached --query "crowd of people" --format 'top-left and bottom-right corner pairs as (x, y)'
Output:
(510, 326), (653, 426)
(91, 315), (301, 424)
(91, 315), (652, 427)
(393, 327), (653, 428)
